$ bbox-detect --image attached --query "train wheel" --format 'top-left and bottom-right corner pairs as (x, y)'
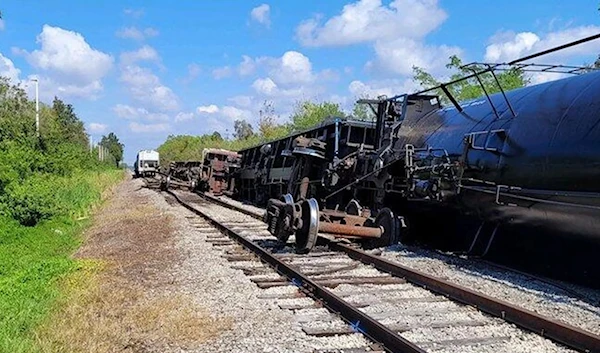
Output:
(295, 198), (319, 254)
(364, 208), (402, 249)
(282, 193), (294, 205)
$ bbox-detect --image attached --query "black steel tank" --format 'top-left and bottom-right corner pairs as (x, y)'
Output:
(391, 71), (600, 288)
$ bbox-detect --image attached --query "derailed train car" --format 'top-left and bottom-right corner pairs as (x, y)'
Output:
(263, 64), (600, 288)
(236, 118), (377, 208)
(198, 148), (241, 196)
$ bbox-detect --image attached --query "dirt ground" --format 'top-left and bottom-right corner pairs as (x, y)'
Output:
(34, 176), (232, 353)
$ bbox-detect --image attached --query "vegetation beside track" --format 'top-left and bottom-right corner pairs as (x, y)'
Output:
(0, 76), (126, 352)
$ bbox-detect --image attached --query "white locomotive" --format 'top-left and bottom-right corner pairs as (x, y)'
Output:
(134, 150), (160, 177)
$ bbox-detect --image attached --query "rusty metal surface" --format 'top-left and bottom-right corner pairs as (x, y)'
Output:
(319, 222), (382, 238)
(167, 190), (425, 353)
(332, 242), (600, 353)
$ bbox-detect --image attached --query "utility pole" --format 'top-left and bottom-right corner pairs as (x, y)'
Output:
(31, 78), (39, 137)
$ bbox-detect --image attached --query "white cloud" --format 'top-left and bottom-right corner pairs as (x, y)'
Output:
(113, 104), (148, 119)
(228, 95), (253, 108)
(221, 106), (252, 120)
(296, 0), (447, 47)
(250, 4), (271, 28)
(129, 122), (170, 133)
(238, 55), (256, 76)
(197, 105), (220, 114)
(270, 51), (314, 85)
(124, 8), (144, 18)
(485, 26), (600, 63)
(349, 78), (418, 98)
(212, 66), (233, 79)
(0, 53), (21, 83)
(371, 38), (462, 76)
(252, 77), (278, 95)
(88, 123), (107, 133)
(119, 65), (179, 111)
(175, 112), (194, 122)
(120, 45), (160, 65)
(19, 25), (113, 99)
(116, 26), (159, 41)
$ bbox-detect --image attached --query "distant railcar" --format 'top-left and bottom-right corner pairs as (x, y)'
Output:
(198, 148), (241, 196)
(134, 150), (160, 177)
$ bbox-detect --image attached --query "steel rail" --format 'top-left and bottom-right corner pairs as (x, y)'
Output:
(199, 192), (264, 220)
(166, 190), (426, 353)
(184, 190), (600, 352)
(331, 243), (600, 353)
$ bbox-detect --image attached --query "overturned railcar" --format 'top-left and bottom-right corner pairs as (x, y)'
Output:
(265, 71), (600, 288)
(235, 118), (377, 208)
(198, 148), (241, 196)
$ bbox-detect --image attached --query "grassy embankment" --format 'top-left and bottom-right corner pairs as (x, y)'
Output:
(0, 170), (124, 353)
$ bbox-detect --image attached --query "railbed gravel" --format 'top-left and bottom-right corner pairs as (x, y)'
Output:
(153, 190), (372, 352)
(213, 196), (600, 337)
(379, 244), (600, 335)
(169, 191), (585, 352)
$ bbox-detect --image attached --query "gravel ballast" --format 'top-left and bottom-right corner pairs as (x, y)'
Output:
(150, 190), (373, 352)
(217, 194), (600, 337)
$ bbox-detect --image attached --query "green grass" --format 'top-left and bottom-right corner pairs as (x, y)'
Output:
(0, 170), (123, 353)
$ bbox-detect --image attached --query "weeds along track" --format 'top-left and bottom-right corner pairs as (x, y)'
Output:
(153, 184), (600, 353)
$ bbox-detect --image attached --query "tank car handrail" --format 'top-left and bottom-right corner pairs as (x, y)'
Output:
(411, 32), (600, 102)
(459, 184), (600, 210)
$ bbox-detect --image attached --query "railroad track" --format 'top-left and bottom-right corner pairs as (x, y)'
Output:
(152, 182), (600, 353)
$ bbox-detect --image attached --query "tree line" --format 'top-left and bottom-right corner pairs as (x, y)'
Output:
(0, 76), (124, 225)
(157, 55), (529, 164)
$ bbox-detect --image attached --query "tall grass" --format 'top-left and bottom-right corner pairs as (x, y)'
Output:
(0, 170), (123, 353)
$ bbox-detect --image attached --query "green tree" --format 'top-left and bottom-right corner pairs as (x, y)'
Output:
(413, 55), (529, 104)
(100, 132), (124, 168)
(52, 97), (88, 147)
(211, 131), (223, 141)
(258, 101), (290, 141)
(233, 119), (254, 140)
(350, 94), (378, 122)
(290, 101), (344, 131)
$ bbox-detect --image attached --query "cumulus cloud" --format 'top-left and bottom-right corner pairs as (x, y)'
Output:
(197, 105), (220, 114)
(119, 65), (179, 112)
(269, 51), (314, 85)
(175, 112), (194, 122)
(238, 55), (256, 76)
(116, 26), (159, 41)
(296, 0), (447, 47)
(294, 0), (454, 77)
(129, 122), (170, 133)
(349, 79), (419, 98)
(250, 4), (271, 28)
(221, 106), (252, 120)
(0, 53), (21, 83)
(371, 39), (462, 76)
(212, 66), (233, 79)
(484, 26), (600, 63)
(18, 25), (113, 99)
(113, 104), (148, 119)
(228, 95), (253, 108)
(124, 8), (144, 18)
(88, 123), (107, 133)
(120, 45), (161, 65)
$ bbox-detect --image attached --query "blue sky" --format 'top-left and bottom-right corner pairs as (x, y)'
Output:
(1, 0), (599, 163)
